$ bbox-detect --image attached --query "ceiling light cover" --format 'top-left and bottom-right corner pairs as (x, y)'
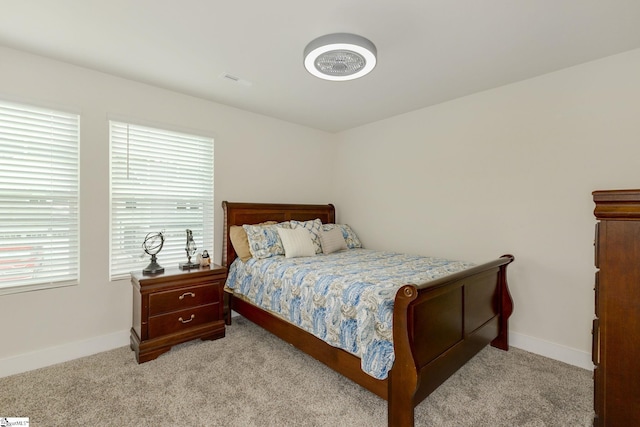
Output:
(304, 33), (377, 81)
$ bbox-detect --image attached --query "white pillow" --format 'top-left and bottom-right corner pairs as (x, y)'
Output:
(319, 227), (347, 254)
(277, 227), (316, 258)
(290, 218), (323, 254)
(321, 223), (362, 249)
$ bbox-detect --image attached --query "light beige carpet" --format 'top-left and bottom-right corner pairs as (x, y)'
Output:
(0, 317), (593, 426)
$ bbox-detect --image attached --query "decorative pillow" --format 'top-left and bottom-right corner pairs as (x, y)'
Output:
(243, 221), (290, 259)
(321, 223), (362, 249)
(319, 227), (347, 254)
(277, 227), (316, 258)
(230, 221), (277, 262)
(290, 218), (323, 254)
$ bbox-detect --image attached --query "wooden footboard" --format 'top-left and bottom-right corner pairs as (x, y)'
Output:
(221, 201), (514, 427)
(389, 254), (514, 427)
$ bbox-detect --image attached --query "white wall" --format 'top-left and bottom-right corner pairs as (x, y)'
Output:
(0, 46), (335, 376)
(3, 44), (639, 377)
(333, 48), (640, 368)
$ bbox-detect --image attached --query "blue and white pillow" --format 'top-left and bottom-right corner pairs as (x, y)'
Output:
(290, 219), (323, 254)
(243, 221), (290, 259)
(321, 223), (362, 249)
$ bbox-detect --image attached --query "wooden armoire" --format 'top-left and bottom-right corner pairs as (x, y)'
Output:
(593, 189), (640, 426)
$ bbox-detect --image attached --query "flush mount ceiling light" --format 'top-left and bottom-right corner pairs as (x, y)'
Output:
(303, 33), (377, 81)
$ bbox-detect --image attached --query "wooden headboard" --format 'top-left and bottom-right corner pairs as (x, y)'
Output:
(221, 201), (336, 269)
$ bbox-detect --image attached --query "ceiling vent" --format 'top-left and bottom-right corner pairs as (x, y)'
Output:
(219, 73), (252, 87)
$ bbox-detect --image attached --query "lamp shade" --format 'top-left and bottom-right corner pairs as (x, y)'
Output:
(304, 33), (377, 81)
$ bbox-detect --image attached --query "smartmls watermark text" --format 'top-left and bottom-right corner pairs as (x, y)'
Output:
(0, 418), (29, 427)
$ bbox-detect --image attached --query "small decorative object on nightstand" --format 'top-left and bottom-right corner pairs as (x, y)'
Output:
(130, 264), (227, 363)
(179, 229), (200, 270)
(198, 249), (211, 267)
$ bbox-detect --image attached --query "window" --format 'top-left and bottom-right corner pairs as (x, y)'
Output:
(110, 121), (214, 280)
(0, 100), (80, 295)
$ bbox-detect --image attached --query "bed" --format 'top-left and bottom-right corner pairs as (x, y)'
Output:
(221, 201), (514, 427)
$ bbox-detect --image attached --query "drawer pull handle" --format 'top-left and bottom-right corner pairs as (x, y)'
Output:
(178, 314), (195, 323)
(179, 292), (196, 300)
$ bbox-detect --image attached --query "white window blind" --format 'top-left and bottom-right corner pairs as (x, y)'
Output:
(110, 121), (214, 280)
(0, 100), (79, 295)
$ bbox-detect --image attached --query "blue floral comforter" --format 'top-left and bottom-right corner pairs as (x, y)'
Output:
(225, 248), (474, 379)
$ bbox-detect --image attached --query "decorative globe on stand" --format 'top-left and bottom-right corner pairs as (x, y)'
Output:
(142, 231), (165, 275)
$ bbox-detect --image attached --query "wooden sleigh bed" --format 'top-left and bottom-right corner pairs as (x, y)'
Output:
(222, 201), (514, 427)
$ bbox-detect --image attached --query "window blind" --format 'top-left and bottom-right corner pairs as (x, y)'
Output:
(110, 121), (214, 280)
(0, 100), (79, 294)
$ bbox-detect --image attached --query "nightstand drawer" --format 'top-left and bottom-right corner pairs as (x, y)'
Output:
(148, 303), (219, 338)
(149, 283), (219, 315)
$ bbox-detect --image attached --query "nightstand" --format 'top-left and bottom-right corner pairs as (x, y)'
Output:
(130, 264), (227, 363)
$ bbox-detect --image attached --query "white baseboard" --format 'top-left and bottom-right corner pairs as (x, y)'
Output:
(0, 330), (130, 379)
(509, 331), (593, 371)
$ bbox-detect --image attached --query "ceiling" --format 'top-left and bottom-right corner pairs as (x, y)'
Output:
(2, 1), (640, 133)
